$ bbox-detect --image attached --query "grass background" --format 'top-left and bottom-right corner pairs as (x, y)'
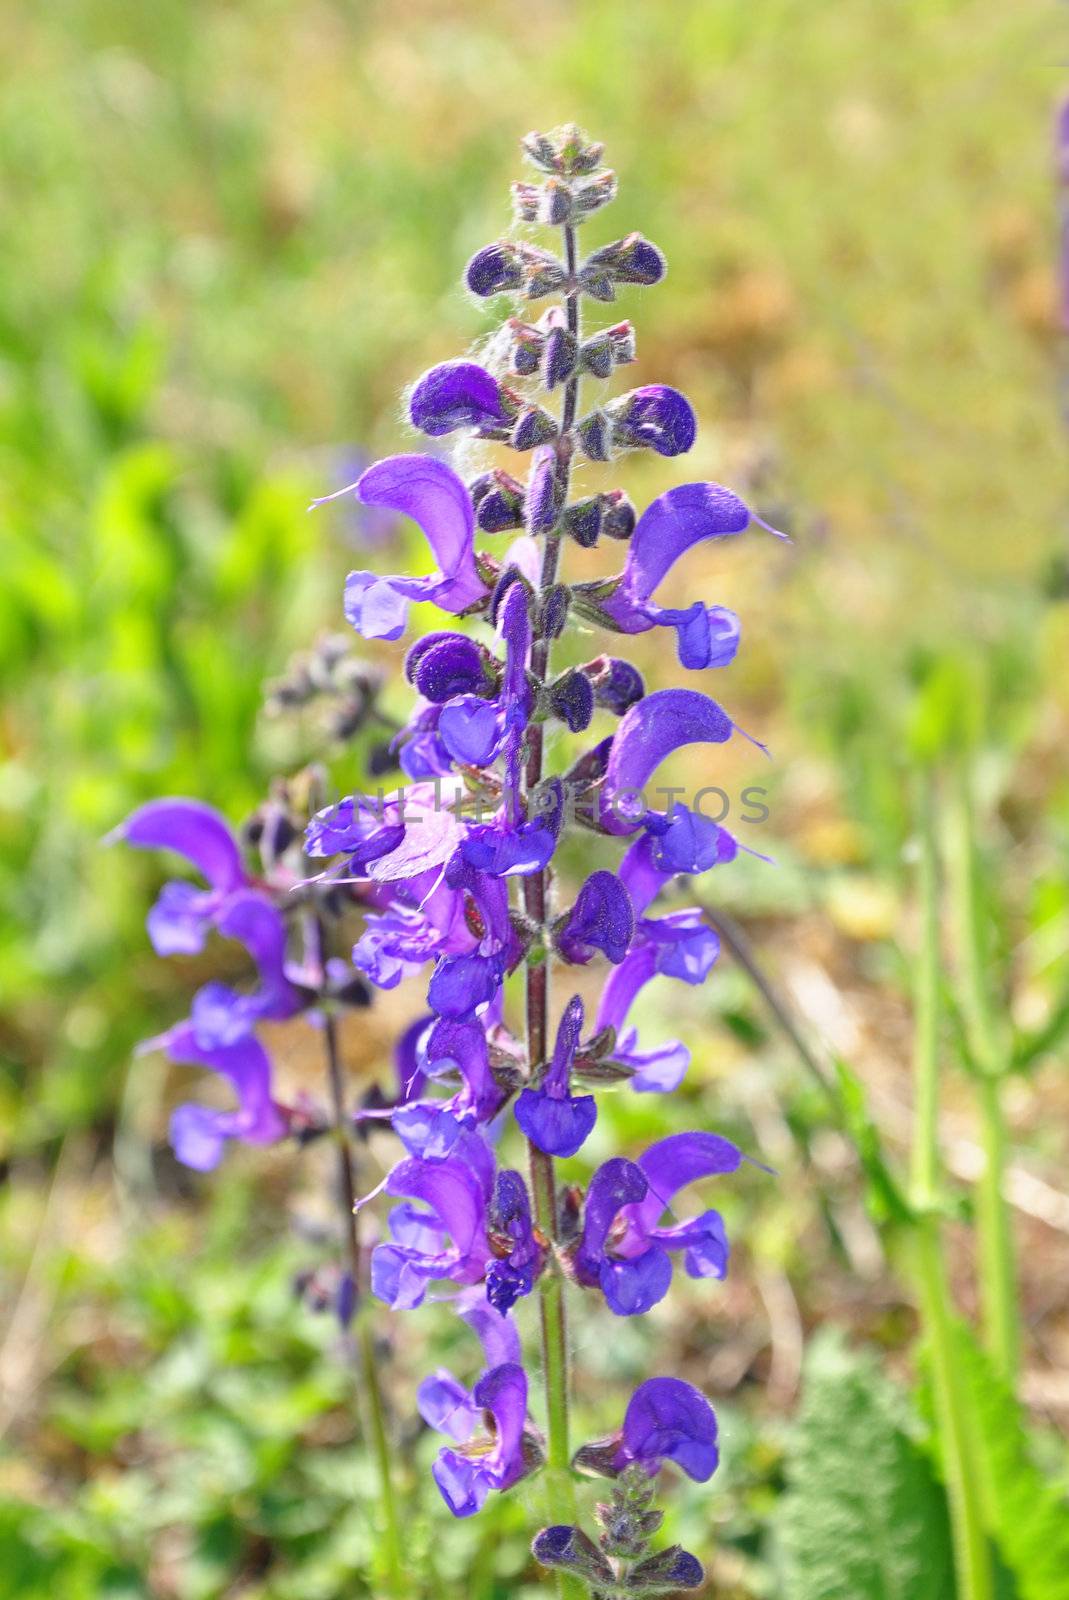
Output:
(1, 2), (1066, 1595)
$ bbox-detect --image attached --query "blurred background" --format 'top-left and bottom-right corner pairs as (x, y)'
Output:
(1, 2), (1066, 1596)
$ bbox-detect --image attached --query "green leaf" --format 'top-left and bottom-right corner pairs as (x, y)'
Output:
(948, 1322), (1069, 1600)
(833, 1058), (914, 1229)
(778, 1333), (955, 1600)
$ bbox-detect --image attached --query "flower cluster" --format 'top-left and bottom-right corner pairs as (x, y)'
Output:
(116, 123), (776, 1594)
(303, 125), (774, 1588)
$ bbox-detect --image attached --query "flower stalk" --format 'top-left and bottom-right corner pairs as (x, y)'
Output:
(943, 763), (1018, 1385)
(319, 990), (405, 1596)
(910, 774), (993, 1600)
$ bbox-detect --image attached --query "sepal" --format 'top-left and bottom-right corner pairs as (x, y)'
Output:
(531, 1526), (615, 1587)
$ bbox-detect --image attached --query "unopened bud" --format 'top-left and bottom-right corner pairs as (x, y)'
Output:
(577, 265), (616, 302)
(488, 565), (531, 627)
(542, 325), (578, 389)
(575, 410), (610, 462)
(548, 670), (594, 733)
(561, 496), (604, 547)
(606, 386), (696, 457)
(601, 489), (636, 540)
(470, 468), (525, 532)
(465, 241), (524, 297)
(540, 583), (571, 639)
(623, 1547), (704, 1594)
(521, 130), (560, 173)
(525, 446), (565, 535)
(518, 243), (568, 299)
(583, 655), (645, 714)
(579, 330), (614, 380)
(532, 1526), (615, 1586)
(573, 169), (618, 218)
(511, 405), (558, 452)
(583, 232), (667, 287)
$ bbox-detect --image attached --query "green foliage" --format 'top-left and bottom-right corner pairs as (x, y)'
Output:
(942, 1324), (1069, 1600)
(777, 1335), (955, 1600)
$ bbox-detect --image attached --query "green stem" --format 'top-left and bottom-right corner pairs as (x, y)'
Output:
(910, 774), (993, 1600)
(518, 218), (584, 1600)
(320, 993), (405, 1596)
(914, 1223), (993, 1600)
(944, 764), (1019, 1384)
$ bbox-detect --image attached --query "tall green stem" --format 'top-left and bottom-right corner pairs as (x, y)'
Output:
(520, 219), (584, 1600)
(911, 775), (993, 1600)
(944, 764), (1018, 1384)
(319, 981), (405, 1595)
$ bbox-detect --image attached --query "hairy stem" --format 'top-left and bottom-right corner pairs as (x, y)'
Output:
(910, 775), (993, 1600)
(944, 764), (1018, 1384)
(521, 219), (583, 1597)
(315, 932), (404, 1595)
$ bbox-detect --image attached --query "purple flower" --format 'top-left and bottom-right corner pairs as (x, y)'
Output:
(574, 1133), (743, 1315)
(352, 847), (514, 1003)
(312, 455), (489, 640)
(593, 481), (768, 668)
(390, 1017), (503, 1159)
(148, 1021), (286, 1171)
(486, 1169), (545, 1313)
(515, 994), (597, 1157)
(459, 778), (564, 880)
(574, 1158), (672, 1315)
(371, 1143), (493, 1309)
(601, 688), (737, 835)
(305, 794), (407, 865)
(615, 1378), (719, 1482)
(429, 1362), (532, 1517)
(428, 949), (505, 1020)
(408, 361), (512, 438)
(593, 946), (691, 1093)
(643, 802), (738, 874)
(556, 870), (634, 965)
(606, 386), (696, 457)
(616, 1131), (742, 1280)
(394, 702), (455, 779)
(112, 799), (247, 956)
(416, 1293), (539, 1517)
(417, 1291), (521, 1442)
(185, 889), (301, 1046)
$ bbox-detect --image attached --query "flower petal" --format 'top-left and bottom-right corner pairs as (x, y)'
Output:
(620, 482), (751, 605)
(602, 689), (734, 834)
(115, 799), (245, 892)
(515, 1086), (597, 1158)
(620, 1377), (719, 1482)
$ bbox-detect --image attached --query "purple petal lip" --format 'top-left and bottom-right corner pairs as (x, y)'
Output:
(618, 1376), (719, 1482)
(408, 361), (510, 437)
(323, 455), (488, 639)
(615, 482), (752, 604)
(602, 688), (735, 833)
(515, 1086), (597, 1157)
(113, 798), (245, 892)
(154, 1023), (285, 1170)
